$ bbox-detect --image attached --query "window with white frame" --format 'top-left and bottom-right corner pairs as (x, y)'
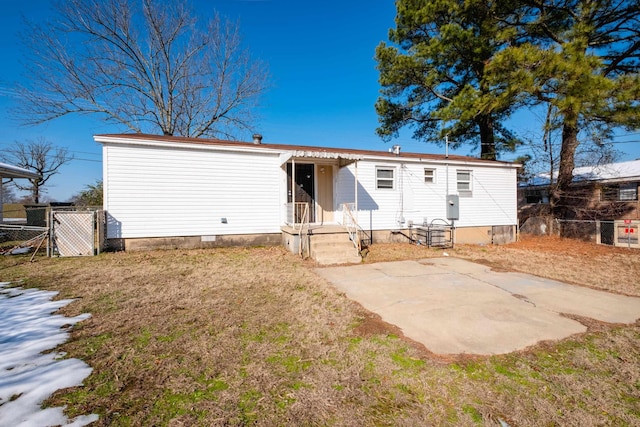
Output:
(424, 168), (436, 184)
(601, 183), (638, 201)
(619, 183), (638, 201)
(376, 167), (394, 189)
(457, 170), (472, 192)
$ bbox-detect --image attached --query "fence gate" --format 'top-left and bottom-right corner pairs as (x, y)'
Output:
(600, 221), (615, 245)
(51, 210), (104, 257)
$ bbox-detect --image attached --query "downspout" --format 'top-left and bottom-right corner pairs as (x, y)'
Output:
(445, 135), (455, 245)
(399, 164), (404, 225)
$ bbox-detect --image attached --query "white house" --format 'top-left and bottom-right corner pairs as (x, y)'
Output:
(96, 133), (519, 260)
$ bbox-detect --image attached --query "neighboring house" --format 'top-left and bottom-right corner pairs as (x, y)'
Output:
(95, 134), (520, 259)
(518, 160), (640, 248)
(0, 162), (40, 223)
(519, 159), (640, 221)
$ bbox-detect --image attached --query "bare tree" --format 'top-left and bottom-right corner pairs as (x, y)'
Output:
(520, 103), (621, 187)
(1, 139), (73, 203)
(18, 0), (268, 139)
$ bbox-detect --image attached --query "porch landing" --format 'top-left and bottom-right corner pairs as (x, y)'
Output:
(281, 224), (347, 235)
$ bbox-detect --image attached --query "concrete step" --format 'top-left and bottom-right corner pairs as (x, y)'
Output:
(308, 233), (353, 244)
(312, 244), (358, 257)
(311, 245), (361, 265)
(306, 231), (362, 265)
(310, 241), (357, 252)
(310, 239), (357, 254)
(314, 252), (362, 265)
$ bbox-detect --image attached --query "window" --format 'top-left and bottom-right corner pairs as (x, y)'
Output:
(376, 167), (394, 189)
(456, 170), (472, 192)
(601, 183), (638, 201)
(600, 186), (617, 201)
(424, 168), (436, 184)
(619, 183), (638, 201)
(525, 189), (549, 204)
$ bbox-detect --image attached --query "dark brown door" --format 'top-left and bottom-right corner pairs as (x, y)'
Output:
(287, 163), (315, 222)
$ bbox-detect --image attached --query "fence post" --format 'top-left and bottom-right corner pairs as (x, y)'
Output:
(48, 210), (52, 257)
(624, 219), (632, 248)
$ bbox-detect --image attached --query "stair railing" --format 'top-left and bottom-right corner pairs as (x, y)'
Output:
(296, 203), (310, 258)
(341, 202), (362, 253)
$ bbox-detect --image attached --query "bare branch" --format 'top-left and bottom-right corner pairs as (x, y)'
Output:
(16, 0), (268, 138)
(0, 138), (74, 203)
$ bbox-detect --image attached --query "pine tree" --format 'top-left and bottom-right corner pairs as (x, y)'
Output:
(376, 0), (521, 160)
(486, 0), (640, 218)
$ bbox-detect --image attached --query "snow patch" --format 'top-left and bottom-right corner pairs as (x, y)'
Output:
(0, 282), (99, 426)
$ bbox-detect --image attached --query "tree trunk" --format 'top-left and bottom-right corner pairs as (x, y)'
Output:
(32, 179), (40, 204)
(551, 119), (579, 220)
(478, 115), (496, 160)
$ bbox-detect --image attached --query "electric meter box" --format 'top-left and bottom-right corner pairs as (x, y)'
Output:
(446, 195), (459, 221)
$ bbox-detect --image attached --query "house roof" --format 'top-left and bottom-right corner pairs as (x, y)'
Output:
(573, 159), (640, 182)
(525, 159), (640, 187)
(94, 133), (519, 167)
(0, 162), (40, 179)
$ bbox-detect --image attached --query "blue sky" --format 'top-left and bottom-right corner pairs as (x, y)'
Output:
(1, 0), (639, 201)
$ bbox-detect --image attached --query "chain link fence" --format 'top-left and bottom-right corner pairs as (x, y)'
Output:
(1, 206), (106, 257)
(0, 224), (49, 256)
(521, 216), (639, 249)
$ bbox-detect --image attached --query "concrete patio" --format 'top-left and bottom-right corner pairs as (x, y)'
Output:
(315, 257), (640, 355)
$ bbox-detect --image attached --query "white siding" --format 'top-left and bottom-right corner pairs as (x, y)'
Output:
(336, 159), (517, 230)
(399, 163), (517, 227)
(400, 163), (449, 226)
(104, 144), (282, 238)
(101, 136), (518, 240)
(451, 165), (518, 227)
(336, 161), (411, 230)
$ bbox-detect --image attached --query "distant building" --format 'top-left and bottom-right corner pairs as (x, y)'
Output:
(519, 159), (640, 222)
(519, 160), (640, 248)
(0, 162), (40, 223)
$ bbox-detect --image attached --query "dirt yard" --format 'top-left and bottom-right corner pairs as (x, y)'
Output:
(0, 235), (638, 426)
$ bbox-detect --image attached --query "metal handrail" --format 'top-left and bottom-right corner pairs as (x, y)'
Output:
(287, 202), (310, 229)
(296, 203), (310, 258)
(341, 203), (361, 252)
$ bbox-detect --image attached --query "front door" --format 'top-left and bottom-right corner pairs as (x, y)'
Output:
(287, 163), (315, 223)
(317, 165), (334, 223)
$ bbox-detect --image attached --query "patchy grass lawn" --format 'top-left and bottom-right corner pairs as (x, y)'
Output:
(1, 236), (639, 426)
